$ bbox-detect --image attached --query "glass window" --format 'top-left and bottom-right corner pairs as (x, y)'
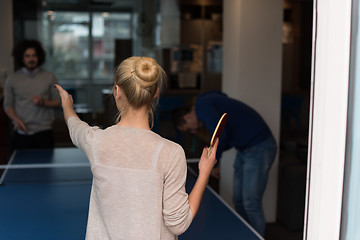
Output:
(341, 1), (360, 238)
(92, 12), (132, 83)
(41, 11), (90, 82)
(40, 11), (132, 113)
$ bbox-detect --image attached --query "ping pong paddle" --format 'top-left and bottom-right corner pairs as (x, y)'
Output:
(207, 113), (228, 157)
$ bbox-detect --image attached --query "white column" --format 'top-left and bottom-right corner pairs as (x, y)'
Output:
(221, 0), (283, 222)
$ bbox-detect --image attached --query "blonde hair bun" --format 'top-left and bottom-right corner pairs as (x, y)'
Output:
(113, 56), (166, 127)
(133, 57), (159, 88)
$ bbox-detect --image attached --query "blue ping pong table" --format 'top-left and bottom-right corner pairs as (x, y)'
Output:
(0, 148), (263, 240)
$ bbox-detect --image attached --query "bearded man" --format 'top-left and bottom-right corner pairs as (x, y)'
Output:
(3, 39), (60, 149)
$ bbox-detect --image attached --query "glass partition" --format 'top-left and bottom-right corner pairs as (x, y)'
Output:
(92, 12), (132, 83)
(42, 11), (90, 82)
(41, 11), (132, 113)
(341, 0), (360, 238)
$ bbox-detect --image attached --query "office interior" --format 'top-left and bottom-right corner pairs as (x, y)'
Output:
(0, 0), (313, 239)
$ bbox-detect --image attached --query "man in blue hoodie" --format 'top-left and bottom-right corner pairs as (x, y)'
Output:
(172, 91), (277, 236)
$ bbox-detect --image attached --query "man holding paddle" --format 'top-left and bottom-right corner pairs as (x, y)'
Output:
(172, 91), (277, 236)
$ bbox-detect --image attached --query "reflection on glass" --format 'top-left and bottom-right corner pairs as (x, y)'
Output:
(42, 12), (90, 80)
(92, 13), (131, 82)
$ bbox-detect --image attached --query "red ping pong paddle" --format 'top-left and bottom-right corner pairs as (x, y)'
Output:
(207, 113), (228, 157)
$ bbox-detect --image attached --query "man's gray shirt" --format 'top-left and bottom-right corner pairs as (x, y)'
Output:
(3, 68), (60, 133)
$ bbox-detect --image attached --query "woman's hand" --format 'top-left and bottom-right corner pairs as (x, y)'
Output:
(54, 84), (77, 121)
(198, 138), (219, 179)
(54, 84), (73, 109)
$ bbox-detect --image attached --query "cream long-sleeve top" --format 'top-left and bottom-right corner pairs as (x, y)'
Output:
(67, 116), (193, 240)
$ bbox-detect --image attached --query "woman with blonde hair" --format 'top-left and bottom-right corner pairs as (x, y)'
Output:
(55, 56), (218, 239)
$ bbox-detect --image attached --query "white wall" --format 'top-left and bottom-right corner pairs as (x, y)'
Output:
(0, 0), (13, 88)
(221, 0), (283, 222)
